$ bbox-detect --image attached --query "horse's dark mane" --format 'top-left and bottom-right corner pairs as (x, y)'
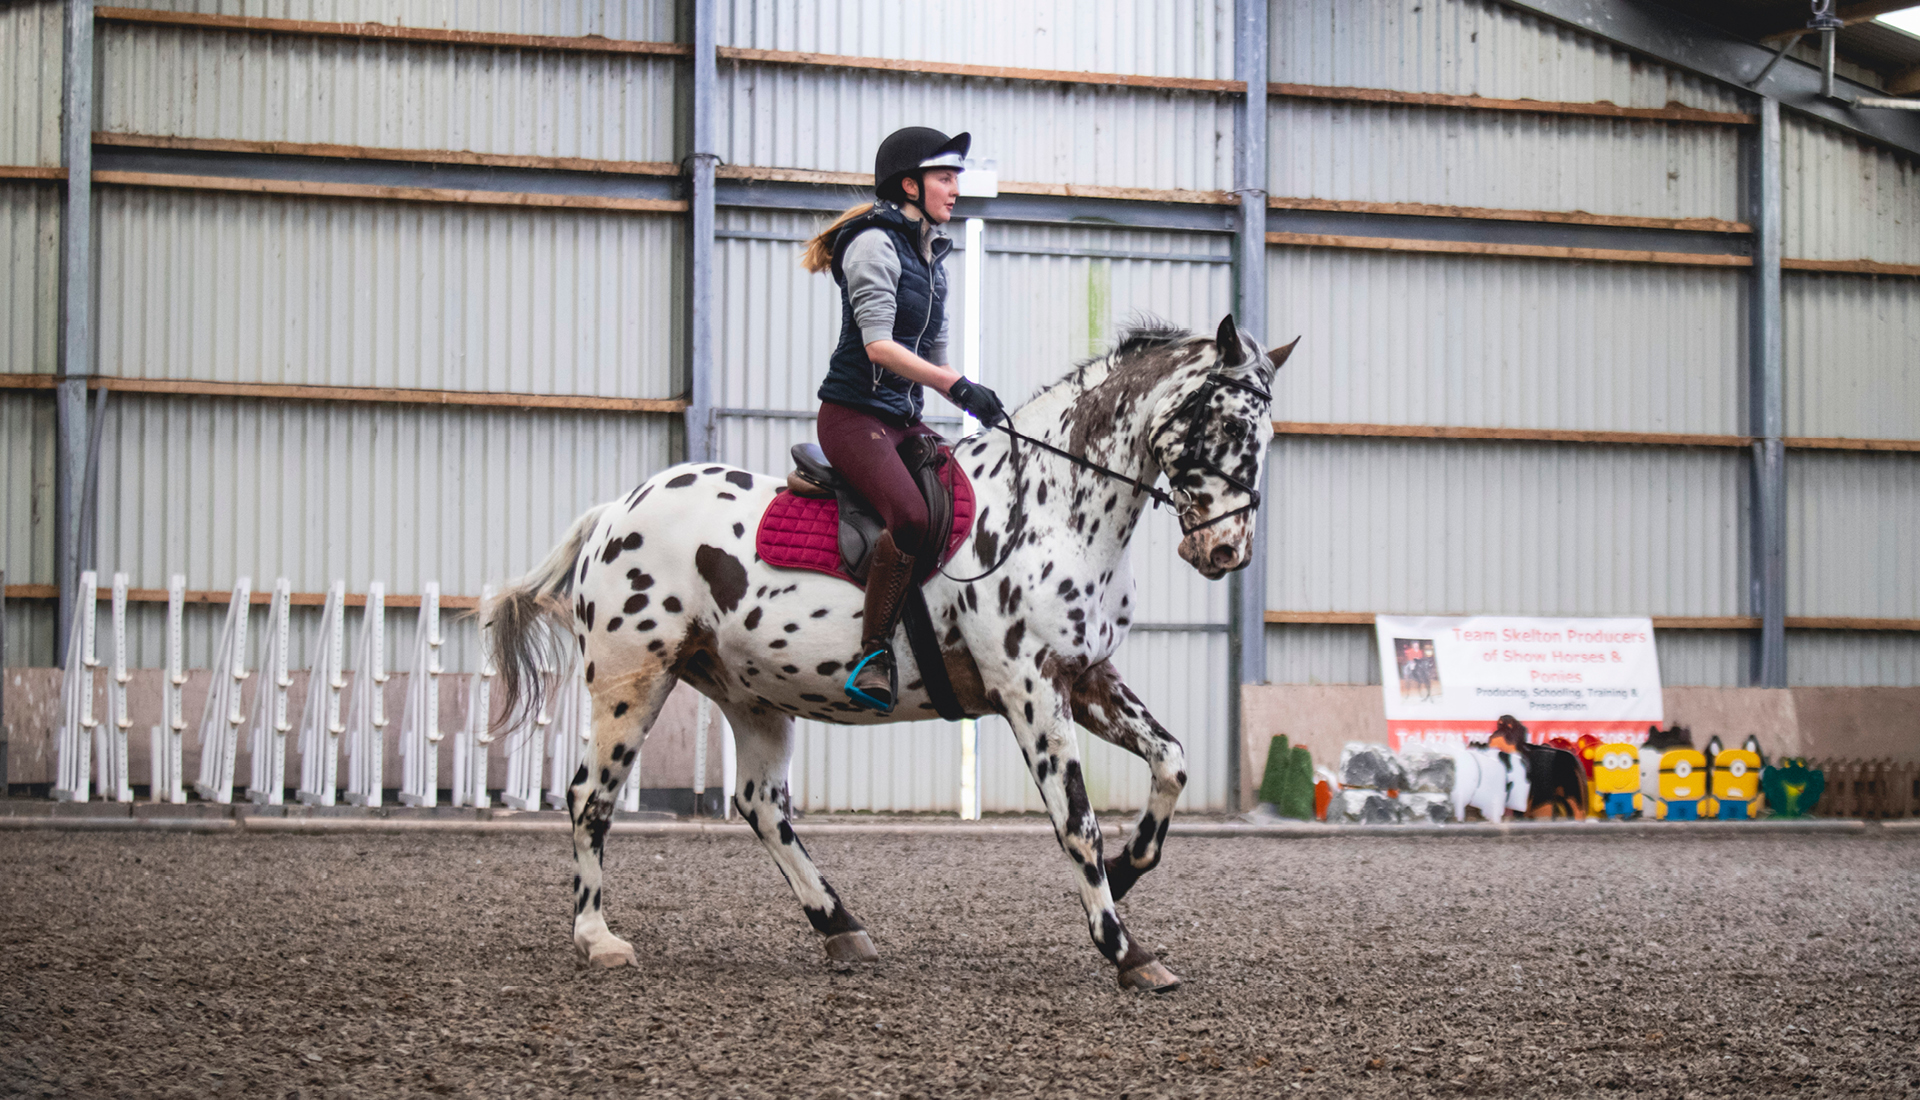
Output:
(1034, 316), (1197, 400)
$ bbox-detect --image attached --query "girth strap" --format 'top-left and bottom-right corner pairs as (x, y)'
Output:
(901, 589), (965, 721)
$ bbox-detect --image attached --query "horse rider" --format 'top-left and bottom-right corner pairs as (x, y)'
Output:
(799, 126), (1009, 713)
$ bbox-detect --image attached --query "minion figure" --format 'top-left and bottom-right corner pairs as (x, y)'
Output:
(1655, 748), (1708, 821)
(1707, 735), (1764, 820)
(1584, 743), (1643, 820)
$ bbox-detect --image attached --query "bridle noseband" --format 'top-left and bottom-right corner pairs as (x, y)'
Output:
(1148, 371), (1272, 535)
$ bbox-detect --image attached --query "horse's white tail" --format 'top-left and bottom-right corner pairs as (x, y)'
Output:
(487, 502), (610, 733)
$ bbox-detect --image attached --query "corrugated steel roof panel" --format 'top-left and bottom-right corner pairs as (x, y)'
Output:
(1782, 115), (1920, 266)
(1789, 451), (1920, 620)
(1265, 436), (1750, 618)
(0, 183), (61, 376)
(715, 67), (1235, 192)
(90, 395), (677, 669)
(98, 23), (680, 162)
(1267, 247), (1748, 434)
(111, 1), (677, 38)
(1785, 274), (1920, 442)
(1270, 102), (1743, 223)
(0, 0), (65, 168)
(94, 187), (681, 397)
(1271, 0), (1747, 112)
(718, 0), (1232, 78)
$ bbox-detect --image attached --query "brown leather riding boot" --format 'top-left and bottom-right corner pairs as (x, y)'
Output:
(847, 530), (918, 712)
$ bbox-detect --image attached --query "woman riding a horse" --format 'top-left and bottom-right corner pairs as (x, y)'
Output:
(487, 125), (1296, 992)
(798, 126), (1008, 713)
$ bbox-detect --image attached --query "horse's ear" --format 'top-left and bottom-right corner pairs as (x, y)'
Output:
(1214, 314), (1245, 366)
(1268, 336), (1301, 371)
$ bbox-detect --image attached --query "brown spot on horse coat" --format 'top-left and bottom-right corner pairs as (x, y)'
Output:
(694, 544), (749, 613)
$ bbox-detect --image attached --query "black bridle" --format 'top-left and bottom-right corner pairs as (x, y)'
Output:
(942, 368), (1273, 584)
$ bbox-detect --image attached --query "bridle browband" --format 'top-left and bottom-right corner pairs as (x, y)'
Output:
(941, 363), (1273, 584)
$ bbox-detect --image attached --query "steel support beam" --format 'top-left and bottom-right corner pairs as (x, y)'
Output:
(55, 0), (95, 665)
(1494, 0), (1920, 160)
(683, 0), (717, 463)
(1748, 98), (1787, 687)
(1225, 0), (1269, 812)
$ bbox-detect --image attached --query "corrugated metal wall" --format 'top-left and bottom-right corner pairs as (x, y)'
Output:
(1270, 0), (1746, 111)
(1782, 115), (1920, 266)
(99, 21), (679, 161)
(113, 2), (674, 37)
(1269, 250), (1746, 432)
(715, 0), (1235, 192)
(95, 188), (681, 394)
(0, 0), (65, 169)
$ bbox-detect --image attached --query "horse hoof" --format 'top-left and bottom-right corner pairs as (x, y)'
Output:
(823, 930), (879, 963)
(589, 944), (636, 969)
(1117, 959), (1183, 993)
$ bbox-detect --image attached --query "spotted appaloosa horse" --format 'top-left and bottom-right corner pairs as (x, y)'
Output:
(489, 315), (1294, 992)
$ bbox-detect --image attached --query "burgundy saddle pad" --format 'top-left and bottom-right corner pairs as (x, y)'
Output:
(756, 458), (976, 585)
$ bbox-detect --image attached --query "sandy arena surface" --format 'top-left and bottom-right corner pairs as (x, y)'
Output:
(2, 826), (1917, 1099)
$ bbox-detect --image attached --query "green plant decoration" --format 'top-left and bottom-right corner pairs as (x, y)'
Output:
(1761, 758), (1826, 818)
(1257, 734), (1292, 808)
(1279, 745), (1316, 820)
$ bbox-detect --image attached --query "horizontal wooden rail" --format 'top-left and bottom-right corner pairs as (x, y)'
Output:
(1783, 257), (1920, 278)
(94, 132), (681, 177)
(1271, 420), (1920, 453)
(1263, 611), (1920, 632)
(1268, 83), (1754, 125)
(93, 170), (686, 214)
(1268, 195), (1749, 235)
(5, 583), (477, 610)
(715, 45), (1245, 93)
(96, 7), (690, 57)
(1268, 230), (1751, 269)
(0, 166), (65, 181)
(1273, 421), (1751, 448)
(0, 374), (686, 414)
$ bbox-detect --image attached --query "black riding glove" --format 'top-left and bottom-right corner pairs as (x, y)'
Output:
(947, 377), (1008, 428)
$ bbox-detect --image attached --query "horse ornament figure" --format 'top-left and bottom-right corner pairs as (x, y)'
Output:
(488, 314), (1296, 992)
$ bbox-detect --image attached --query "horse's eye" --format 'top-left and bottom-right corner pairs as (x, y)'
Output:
(1223, 421), (1247, 440)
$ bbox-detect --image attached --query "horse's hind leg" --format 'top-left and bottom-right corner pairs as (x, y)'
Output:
(1070, 661), (1187, 902)
(569, 661), (677, 968)
(725, 705), (877, 963)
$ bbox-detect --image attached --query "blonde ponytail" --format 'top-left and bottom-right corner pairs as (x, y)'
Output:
(800, 202), (874, 274)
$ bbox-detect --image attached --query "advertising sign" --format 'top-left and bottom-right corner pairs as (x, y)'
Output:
(1375, 615), (1663, 750)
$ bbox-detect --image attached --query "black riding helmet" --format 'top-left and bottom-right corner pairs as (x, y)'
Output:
(873, 126), (970, 207)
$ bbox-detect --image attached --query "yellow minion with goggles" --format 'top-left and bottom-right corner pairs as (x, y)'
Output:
(1583, 742), (1642, 820)
(1654, 747), (1707, 821)
(1704, 735), (1764, 820)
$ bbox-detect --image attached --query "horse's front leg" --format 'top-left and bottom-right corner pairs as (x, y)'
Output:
(570, 664), (676, 968)
(1006, 683), (1181, 992)
(1070, 661), (1186, 902)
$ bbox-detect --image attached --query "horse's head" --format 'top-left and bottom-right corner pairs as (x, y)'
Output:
(1148, 315), (1297, 580)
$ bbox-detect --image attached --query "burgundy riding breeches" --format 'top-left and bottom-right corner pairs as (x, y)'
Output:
(816, 400), (945, 556)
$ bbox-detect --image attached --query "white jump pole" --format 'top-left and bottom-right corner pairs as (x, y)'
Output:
(150, 575), (186, 803)
(452, 585), (496, 809)
(245, 580), (292, 805)
(98, 573), (133, 802)
(295, 582), (346, 806)
(344, 583), (388, 807)
(193, 579), (252, 803)
(398, 583), (443, 807)
(51, 570), (98, 802)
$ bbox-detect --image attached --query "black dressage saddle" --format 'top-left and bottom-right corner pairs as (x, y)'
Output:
(784, 435), (955, 585)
